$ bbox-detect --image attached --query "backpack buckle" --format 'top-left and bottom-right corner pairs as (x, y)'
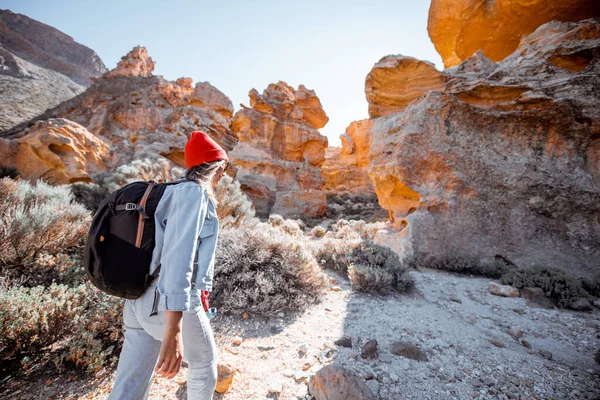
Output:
(125, 203), (137, 211)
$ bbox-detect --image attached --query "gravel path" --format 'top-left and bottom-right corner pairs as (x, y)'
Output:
(4, 269), (599, 399)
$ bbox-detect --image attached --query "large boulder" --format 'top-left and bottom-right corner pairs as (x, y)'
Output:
(1, 46), (236, 180)
(365, 19), (600, 273)
(230, 82), (329, 217)
(0, 118), (109, 183)
(428, 0), (600, 68)
(309, 365), (375, 400)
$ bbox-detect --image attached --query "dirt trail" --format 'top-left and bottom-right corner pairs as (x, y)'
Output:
(5, 269), (600, 399)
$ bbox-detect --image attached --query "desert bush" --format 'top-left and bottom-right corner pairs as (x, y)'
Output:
(310, 225), (327, 238)
(325, 192), (388, 222)
(212, 224), (328, 316)
(313, 237), (357, 274)
(94, 158), (185, 192)
(0, 165), (19, 179)
(0, 178), (90, 268)
(70, 182), (109, 213)
(421, 254), (514, 278)
(268, 214), (285, 227)
(214, 174), (258, 228)
(582, 274), (600, 297)
(500, 266), (585, 307)
(0, 282), (123, 373)
(348, 241), (413, 294)
(326, 219), (385, 241)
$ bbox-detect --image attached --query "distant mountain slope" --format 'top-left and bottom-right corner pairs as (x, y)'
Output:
(0, 9), (107, 130)
(0, 9), (107, 85)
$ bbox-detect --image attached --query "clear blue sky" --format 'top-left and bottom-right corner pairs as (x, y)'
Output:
(2, 0), (442, 146)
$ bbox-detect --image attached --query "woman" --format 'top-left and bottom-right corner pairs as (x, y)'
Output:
(109, 131), (228, 400)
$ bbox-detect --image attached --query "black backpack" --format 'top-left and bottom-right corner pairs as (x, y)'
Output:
(84, 180), (181, 299)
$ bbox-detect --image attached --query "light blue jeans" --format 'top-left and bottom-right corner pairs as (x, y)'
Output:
(108, 282), (218, 400)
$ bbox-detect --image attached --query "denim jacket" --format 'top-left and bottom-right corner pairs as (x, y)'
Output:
(148, 179), (219, 313)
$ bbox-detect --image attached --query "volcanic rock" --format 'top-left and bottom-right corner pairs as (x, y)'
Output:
(230, 82), (329, 217)
(428, 0), (600, 68)
(0, 118), (108, 183)
(0, 10), (106, 130)
(364, 19), (600, 272)
(1, 47), (235, 183)
(309, 365), (375, 400)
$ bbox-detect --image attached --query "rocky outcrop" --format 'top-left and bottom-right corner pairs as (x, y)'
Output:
(365, 55), (446, 118)
(322, 119), (374, 194)
(0, 118), (109, 183)
(0, 9), (107, 85)
(230, 82), (329, 218)
(365, 19), (600, 273)
(0, 10), (106, 131)
(428, 0), (600, 68)
(1, 47), (235, 184)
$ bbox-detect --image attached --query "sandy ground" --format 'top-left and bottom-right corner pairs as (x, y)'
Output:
(3, 269), (600, 400)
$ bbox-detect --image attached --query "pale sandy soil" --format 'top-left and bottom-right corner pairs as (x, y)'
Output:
(3, 269), (600, 400)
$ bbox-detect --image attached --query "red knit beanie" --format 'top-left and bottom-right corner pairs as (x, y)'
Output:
(184, 131), (228, 169)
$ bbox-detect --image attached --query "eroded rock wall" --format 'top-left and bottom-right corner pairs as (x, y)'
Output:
(367, 19), (600, 273)
(230, 82), (329, 218)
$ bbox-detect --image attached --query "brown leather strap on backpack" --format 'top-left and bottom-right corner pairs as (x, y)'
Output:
(135, 181), (155, 248)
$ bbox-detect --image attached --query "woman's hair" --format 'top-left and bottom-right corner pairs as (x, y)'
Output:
(185, 160), (227, 197)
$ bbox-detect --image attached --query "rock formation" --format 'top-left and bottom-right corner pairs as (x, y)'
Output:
(0, 118), (109, 183)
(364, 19), (600, 273)
(428, 0), (600, 68)
(0, 10), (106, 131)
(0, 9), (107, 85)
(365, 55), (446, 118)
(229, 82), (329, 218)
(322, 119), (374, 194)
(1, 47), (236, 184)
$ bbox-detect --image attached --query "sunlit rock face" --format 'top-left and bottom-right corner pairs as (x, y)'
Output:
(367, 19), (600, 273)
(322, 119), (375, 194)
(0, 118), (109, 184)
(230, 82), (329, 218)
(1, 47), (236, 177)
(365, 55), (446, 118)
(428, 0), (600, 68)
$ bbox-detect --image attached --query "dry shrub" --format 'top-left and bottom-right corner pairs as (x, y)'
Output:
(70, 183), (109, 213)
(348, 241), (413, 294)
(420, 253), (514, 279)
(310, 226), (327, 238)
(215, 174), (258, 228)
(0, 178), (90, 268)
(0, 282), (123, 373)
(583, 274), (600, 297)
(327, 219), (385, 241)
(212, 224), (328, 316)
(268, 214), (285, 227)
(94, 158), (184, 192)
(313, 237), (357, 274)
(501, 266), (584, 307)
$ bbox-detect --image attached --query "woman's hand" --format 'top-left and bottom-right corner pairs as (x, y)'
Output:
(155, 311), (184, 379)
